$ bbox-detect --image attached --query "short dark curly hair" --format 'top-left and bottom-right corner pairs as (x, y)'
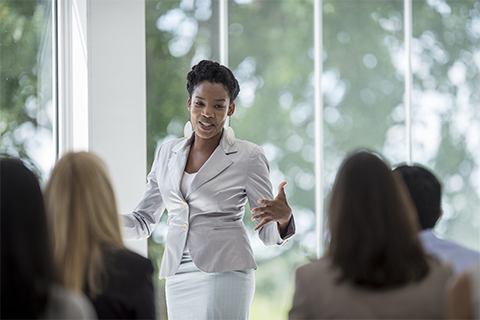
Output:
(393, 165), (442, 229)
(186, 60), (240, 103)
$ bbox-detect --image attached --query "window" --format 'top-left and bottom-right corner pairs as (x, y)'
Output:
(145, 1), (479, 319)
(2, 0), (478, 318)
(1, 0), (55, 183)
(411, 0), (480, 249)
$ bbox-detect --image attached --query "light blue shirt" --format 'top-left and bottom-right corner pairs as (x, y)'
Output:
(419, 229), (480, 275)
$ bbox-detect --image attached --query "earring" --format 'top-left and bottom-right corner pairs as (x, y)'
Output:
(184, 113), (193, 138)
(225, 116), (235, 145)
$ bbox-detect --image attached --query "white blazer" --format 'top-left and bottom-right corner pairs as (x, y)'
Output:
(122, 133), (295, 278)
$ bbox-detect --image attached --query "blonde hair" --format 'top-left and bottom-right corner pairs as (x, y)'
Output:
(44, 152), (124, 296)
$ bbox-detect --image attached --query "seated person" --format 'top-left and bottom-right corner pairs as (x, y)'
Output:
(1, 159), (96, 319)
(447, 262), (480, 319)
(44, 152), (156, 319)
(289, 150), (453, 319)
(394, 165), (480, 275)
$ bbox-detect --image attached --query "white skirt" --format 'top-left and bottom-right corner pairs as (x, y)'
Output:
(165, 253), (255, 320)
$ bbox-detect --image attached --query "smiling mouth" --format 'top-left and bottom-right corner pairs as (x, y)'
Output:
(199, 121), (214, 130)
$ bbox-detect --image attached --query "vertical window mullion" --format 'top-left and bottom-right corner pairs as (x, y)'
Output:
(219, 0), (228, 67)
(314, 0), (324, 259)
(56, 0), (73, 157)
(52, 0), (59, 162)
(405, 0), (413, 164)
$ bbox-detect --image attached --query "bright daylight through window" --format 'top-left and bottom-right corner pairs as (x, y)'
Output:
(1, 0), (55, 183)
(144, 0), (480, 319)
(1, 0), (478, 319)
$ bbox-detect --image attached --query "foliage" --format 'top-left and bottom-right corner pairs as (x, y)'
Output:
(3, 0), (479, 319)
(0, 0), (53, 182)
(145, 1), (480, 319)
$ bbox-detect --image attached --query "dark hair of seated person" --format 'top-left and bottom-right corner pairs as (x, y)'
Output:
(0, 159), (56, 318)
(327, 151), (430, 289)
(393, 164), (442, 229)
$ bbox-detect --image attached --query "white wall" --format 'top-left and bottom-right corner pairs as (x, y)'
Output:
(59, 0), (148, 256)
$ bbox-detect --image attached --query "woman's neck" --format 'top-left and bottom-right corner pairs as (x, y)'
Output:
(185, 131), (222, 174)
(191, 131), (222, 154)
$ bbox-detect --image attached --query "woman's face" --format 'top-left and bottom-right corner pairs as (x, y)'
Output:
(188, 81), (235, 143)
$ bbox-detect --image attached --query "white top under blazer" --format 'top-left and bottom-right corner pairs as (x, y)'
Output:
(122, 133), (295, 279)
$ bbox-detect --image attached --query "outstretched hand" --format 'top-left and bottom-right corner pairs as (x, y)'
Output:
(251, 181), (292, 232)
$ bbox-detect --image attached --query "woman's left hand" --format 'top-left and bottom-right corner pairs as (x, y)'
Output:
(251, 181), (292, 232)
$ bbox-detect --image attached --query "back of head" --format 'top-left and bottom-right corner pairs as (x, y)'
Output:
(1, 159), (55, 318)
(187, 60), (240, 103)
(328, 150), (428, 289)
(44, 152), (123, 295)
(393, 165), (441, 230)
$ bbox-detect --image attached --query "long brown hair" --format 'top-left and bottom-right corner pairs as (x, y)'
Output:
(44, 152), (124, 297)
(327, 150), (429, 288)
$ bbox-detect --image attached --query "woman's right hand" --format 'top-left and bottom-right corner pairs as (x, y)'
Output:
(250, 181), (292, 234)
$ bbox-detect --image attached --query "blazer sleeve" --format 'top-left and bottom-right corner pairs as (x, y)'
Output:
(122, 145), (166, 240)
(245, 145), (295, 246)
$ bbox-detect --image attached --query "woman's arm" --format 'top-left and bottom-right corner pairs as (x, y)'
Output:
(251, 181), (292, 237)
(122, 146), (166, 240)
(245, 146), (295, 246)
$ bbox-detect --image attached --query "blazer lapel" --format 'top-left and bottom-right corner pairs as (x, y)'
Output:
(168, 136), (194, 197)
(187, 133), (238, 197)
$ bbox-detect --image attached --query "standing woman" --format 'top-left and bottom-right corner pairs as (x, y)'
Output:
(44, 152), (156, 319)
(123, 60), (295, 319)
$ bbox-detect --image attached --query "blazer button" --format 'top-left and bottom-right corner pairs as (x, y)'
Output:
(182, 224), (188, 231)
(183, 203), (189, 209)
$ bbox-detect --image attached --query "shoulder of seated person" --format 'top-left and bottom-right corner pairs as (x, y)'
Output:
(103, 246), (153, 268)
(297, 257), (331, 274)
(46, 284), (96, 319)
(425, 255), (454, 277)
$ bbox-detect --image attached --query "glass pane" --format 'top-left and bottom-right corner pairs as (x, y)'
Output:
(229, 0), (314, 318)
(323, 0), (404, 187)
(412, 0), (480, 251)
(145, 0), (219, 318)
(146, 0), (220, 160)
(0, 0), (54, 183)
